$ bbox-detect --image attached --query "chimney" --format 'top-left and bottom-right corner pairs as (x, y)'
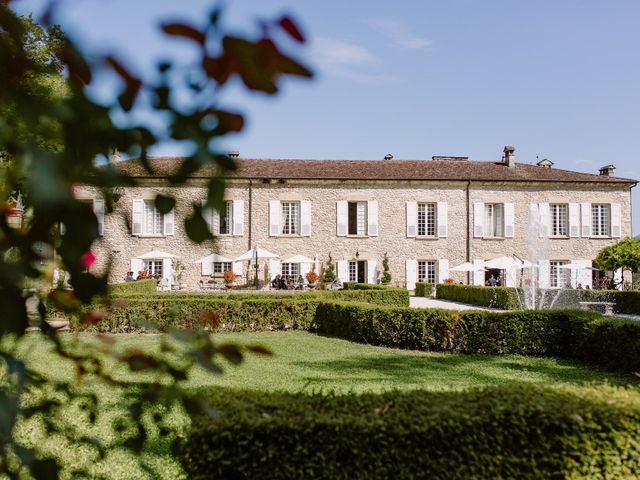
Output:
(502, 145), (516, 168)
(111, 148), (121, 163)
(536, 158), (554, 168)
(228, 150), (240, 158)
(384, 153), (394, 160)
(599, 164), (616, 176)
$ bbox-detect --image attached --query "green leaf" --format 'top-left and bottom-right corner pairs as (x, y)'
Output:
(154, 194), (176, 214)
(185, 205), (213, 243)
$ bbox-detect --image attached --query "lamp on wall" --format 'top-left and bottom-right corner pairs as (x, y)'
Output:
(355, 250), (359, 259)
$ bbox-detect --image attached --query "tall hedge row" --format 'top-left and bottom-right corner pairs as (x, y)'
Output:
(436, 284), (640, 314)
(179, 385), (640, 480)
(108, 279), (157, 295)
(315, 303), (640, 372)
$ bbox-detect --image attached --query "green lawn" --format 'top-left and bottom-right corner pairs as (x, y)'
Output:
(8, 331), (640, 479)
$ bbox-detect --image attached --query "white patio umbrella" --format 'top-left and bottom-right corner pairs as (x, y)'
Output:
(484, 256), (520, 270)
(194, 253), (232, 264)
(557, 262), (599, 271)
(138, 249), (177, 259)
(234, 246), (279, 262)
(450, 261), (484, 272)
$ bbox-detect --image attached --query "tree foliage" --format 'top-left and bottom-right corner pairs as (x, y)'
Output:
(595, 237), (640, 274)
(381, 252), (392, 285)
(0, 2), (311, 478)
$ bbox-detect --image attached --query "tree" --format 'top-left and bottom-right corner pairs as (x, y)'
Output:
(322, 253), (336, 284)
(0, 3), (311, 478)
(595, 237), (640, 289)
(381, 252), (392, 285)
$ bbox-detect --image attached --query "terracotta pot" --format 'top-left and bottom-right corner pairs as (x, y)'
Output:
(225, 283), (233, 289)
(308, 283), (317, 289)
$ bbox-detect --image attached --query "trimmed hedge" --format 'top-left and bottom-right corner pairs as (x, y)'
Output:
(315, 302), (640, 372)
(179, 385), (640, 479)
(109, 279), (157, 295)
(342, 282), (388, 290)
(436, 284), (640, 315)
(414, 282), (434, 297)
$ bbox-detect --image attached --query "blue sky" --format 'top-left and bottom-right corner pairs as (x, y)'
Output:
(13, 0), (640, 234)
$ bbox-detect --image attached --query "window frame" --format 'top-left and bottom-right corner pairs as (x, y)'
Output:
(212, 261), (233, 275)
(219, 201), (233, 235)
(417, 202), (437, 237)
(550, 260), (571, 288)
(347, 201), (367, 236)
(484, 203), (504, 238)
(417, 260), (437, 284)
(143, 200), (164, 236)
(281, 201), (301, 236)
(550, 203), (569, 237)
(142, 259), (163, 277)
(591, 203), (610, 237)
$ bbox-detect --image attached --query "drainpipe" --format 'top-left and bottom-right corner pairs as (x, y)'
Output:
(248, 179), (253, 250)
(466, 180), (471, 285)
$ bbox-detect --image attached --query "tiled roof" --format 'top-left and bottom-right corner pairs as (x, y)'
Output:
(115, 157), (637, 184)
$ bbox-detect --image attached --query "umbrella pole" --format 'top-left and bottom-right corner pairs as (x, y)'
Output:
(254, 248), (259, 289)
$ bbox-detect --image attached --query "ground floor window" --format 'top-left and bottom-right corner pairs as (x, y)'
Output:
(348, 260), (367, 283)
(417, 260), (436, 284)
(143, 259), (163, 277)
(281, 262), (300, 278)
(550, 260), (571, 288)
(213, 261), (232, 275)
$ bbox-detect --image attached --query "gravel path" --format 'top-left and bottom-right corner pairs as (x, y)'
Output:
(409, 297), (506, 312)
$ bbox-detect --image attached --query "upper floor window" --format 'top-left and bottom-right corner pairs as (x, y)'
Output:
(551, 204), (568, 237)
(417, 203), (437, 237)
(592, 204), (610, 237)
(281, 201), (300, 235)
(484, 203), (504, 238)
(144, 200), (164, 235)
(417, 260), (436, 284)
(201, 199), (243, 236)
(219, 201), (233, 235)
(348, 201), (367, 236)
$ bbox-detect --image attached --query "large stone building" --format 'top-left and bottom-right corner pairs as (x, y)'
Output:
(79, 147), (637, 290)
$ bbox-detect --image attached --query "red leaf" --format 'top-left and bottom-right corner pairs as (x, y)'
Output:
(127, 352), (159, 371)
(198, 309), (220, 329)
(81, 250), (96, 268)
(214, 110), (244, 132)
(161, 23), (206, 44)
(278, 16), (305, 43)
(82, 310), (108, 325)
(217, 344), (243, 365)
(246, 344), (272, 356)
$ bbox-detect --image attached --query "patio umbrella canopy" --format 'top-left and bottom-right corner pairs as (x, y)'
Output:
(235, 246), (279, 262)
(194, 253), (232, 264)
(450, 261), (484, 272)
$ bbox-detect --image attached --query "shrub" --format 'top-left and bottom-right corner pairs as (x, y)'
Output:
(179, 385), (640, 480)
(305, 271), (319, 284)
(380, 252), (392, 285)
(222, 270), (236, 283)
(322, 254), (336, 284)
(342, 282), (387, 290)
(436, 284), (521, 309)
(414, 282), (433, 297)
(108, 279), (157, 295)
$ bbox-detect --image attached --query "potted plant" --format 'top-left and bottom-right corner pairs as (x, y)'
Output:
(305, 271), (319, 289)
(223, 269), (236, 288)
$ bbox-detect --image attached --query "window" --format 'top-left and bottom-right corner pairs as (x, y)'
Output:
(417, 203), (437, 237)
(592, 204), (610, 237)
(213, 262), (232, 275)
(348, 261), (357, 282)
(348, 201), (367, 235)
(550, 260), (570, 288)
(144, 200), (163, 235)
(143, 259), (163, 277)
(418, 261), (436, 284)
(281, 263), (300, 277)
(219, 201), (233, 235)
(281, 202), (300, 235)
(551, 204), (568, 237)
(484, 203), (504, 237)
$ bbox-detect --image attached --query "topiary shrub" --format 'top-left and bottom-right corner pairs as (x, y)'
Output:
(178, 385), (640, 480)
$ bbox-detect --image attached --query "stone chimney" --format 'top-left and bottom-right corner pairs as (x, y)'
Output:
(502, 146), (516, 168)
(384, 154), (394, 160)
(228, 150), (240, 158)
(599, 164), (616, 176)
(111, 149), (121, 163)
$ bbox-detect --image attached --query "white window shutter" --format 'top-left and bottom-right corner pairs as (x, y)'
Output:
(336, 201), (348, 236)
(162, 258), (173, 283)
(473, 259), (485, 286)
(269, 200), (281, 236)
(300, 262), (312, 278)
(201, 199), (213, 233)
(437, 202), (448, 238)
(130, 258), (143, 275)
(232, 261), (243, 277)
(581, 202), (592, 237)
(269, 260), (281, 280)
(212, 209), (221, 235)
(438, 259), (450, 284)
(406, 202), (417, 238)
(473, 202), (484, 238)
(569, 203), (580, 238)
(132, 199), (143, 236)
(233, 200), (244, 236)
(201, 260), (213, 276)
(367, 201), (378, 237)
(576, 260), (592, 288)
(504, 203), (515, 238)
(611, 203), (621, 238)
(163, 209), (174, 236)
(405, 260), (417, 290)
(367, 260), (378, 284)
(538, 260), (550, 288)
(337, 260), (348, 282)
(538, 203), (550, 238)
(300, 200), (311, 236)
(92, 199), (105, 236)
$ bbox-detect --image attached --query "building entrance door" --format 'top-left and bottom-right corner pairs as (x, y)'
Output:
(357, 261), (366, 283)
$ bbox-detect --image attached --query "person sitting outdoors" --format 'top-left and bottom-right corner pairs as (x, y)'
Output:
(296, 274), (305, 290)
(271, 274), (282, 290)
(124, 271), (135, 282)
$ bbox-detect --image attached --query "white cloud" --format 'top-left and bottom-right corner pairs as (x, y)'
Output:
(366, 19), (432, 50)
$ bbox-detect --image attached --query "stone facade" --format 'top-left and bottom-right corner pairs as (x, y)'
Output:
(77, 164), (635, 291)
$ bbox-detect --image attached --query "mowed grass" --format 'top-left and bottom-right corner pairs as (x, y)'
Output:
(7, 330), (640, 480)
